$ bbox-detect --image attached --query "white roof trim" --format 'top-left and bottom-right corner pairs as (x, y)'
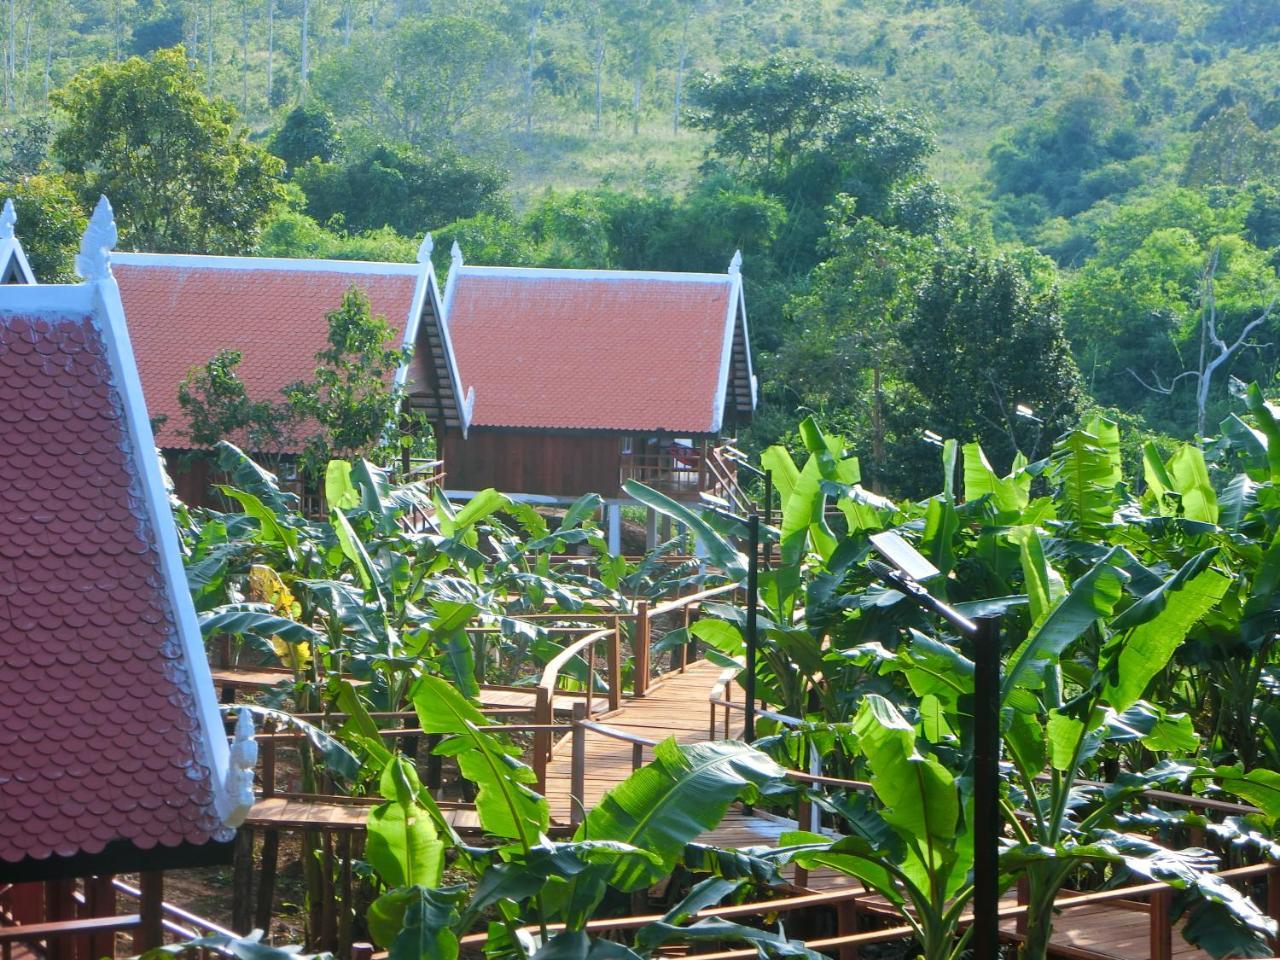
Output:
(0, 283), (94, 311)
(457, 263), (734, 284)
(113, 251), (422, 277)
(738, 282), (757, 410)
(0, 237), (35, 284)
(90, 269), (241, 830)
(397, 256), (472, 437)
(710, 271), (742, 433)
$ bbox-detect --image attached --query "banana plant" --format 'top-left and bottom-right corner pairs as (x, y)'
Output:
(785, 693), (974, 960)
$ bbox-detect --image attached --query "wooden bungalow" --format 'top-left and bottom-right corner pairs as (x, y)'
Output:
(11, 212), (754, 545)
(108, 237), (466, 509)
(0, 198), (254, 955)
(428, 244), (756, 549)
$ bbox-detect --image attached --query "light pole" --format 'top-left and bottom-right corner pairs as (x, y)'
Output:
(867, 535), (1003, 960)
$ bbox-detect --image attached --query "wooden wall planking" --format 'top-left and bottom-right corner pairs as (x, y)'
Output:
(441, 428), (623, 499)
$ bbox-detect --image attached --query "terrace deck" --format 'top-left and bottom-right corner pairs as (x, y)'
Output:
(542, 659), (1216, 960)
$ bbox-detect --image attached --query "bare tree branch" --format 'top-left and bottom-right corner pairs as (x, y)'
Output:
(1127, 367), (1198, 396)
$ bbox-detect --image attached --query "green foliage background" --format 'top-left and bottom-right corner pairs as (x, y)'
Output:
(6, 0), (1280, 495)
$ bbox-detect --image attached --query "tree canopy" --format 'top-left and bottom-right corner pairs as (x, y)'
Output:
(50, 46), (283, 253)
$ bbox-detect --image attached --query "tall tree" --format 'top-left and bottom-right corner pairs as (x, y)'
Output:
(283, 285), (413, 481)
(312, 15), (513, 145)
(51, 46), (284, 252)
(904, 248), (1084, 470)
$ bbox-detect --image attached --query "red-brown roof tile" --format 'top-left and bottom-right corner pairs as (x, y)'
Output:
(0, 308), (228, 871)
(112, 256), (421, 449)
(446, 268), (741, 433)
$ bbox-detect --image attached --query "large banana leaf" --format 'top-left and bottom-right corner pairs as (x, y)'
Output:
(1167, 444), (1219, 525)
(224, 704), (360, 781)
(412, 675), (549, 845)
(1049, 418), (1121, 529)
(963, 442), (1029, 517)
(366, 757), (446, 889)
(1002, 546), (1129, 699)
(217, 486), (299, 557)
(214, 440), (299, 513)
(1100, 550), (1229, 711)
(853, 694), (965, 898)
(367, 884), (467, 956)
(197, 602), (324, 647)
(621, 480), (746, 577)
(576, 739), (790, 891)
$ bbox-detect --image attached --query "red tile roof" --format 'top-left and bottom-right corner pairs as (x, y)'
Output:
(0, 307), (229, 872)
(446, 267), (743, 433)
(113, 256), (421, 450)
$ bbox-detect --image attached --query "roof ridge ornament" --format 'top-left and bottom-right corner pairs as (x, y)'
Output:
(223, 708), (258, 827)
(451, 240), (463, 271)
(0, 198), (16, 240)
(418, 232), (434, 264)
(728, 249), (742, 276)
(75, 195), (118, 282)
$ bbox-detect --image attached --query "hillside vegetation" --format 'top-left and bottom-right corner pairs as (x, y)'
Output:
(5, 0), (1280, 494)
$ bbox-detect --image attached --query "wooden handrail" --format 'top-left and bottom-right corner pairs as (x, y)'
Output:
(0, 915), (142, 943)
(456, 887), (869, 945)
(446, 861), (1280, 958)
(537, 623), (617, 697)
(537, 584), (740, 709)
(111, 879), (236, 940)
(706, 697), (1271, 818)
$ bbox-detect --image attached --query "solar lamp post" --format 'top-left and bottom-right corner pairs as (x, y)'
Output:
(866, 532), (1003, 960)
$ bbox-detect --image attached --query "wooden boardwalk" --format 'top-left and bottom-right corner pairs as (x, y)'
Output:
(540, 659), (1214, 960)
(544, 660), (728, 822)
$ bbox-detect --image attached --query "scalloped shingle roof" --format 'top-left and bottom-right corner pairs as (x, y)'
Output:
(445, 267), (749, 433)
(112, 256), (422, 450)
(0, 306), (230, 877)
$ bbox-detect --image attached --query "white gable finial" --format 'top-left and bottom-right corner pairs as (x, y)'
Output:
(451, 240), (463, 270)
(75, 195), (118, 281)
(222, 708), (258, 827)
(0, 199), (16, 241)
(728, 250), (742, 276)
(418, 232), (434, 264)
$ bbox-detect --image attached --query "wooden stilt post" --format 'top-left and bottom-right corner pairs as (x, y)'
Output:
(136, 873), (163, 954)
(84, 876), (116, 960)
(338, 832), (353, 957)
(231, 828), (255, 934)
(255, 831), (279, 934)
(1268, 862), (1280, 954)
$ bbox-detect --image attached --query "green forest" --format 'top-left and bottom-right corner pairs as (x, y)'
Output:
(5, 0), (1280, 495)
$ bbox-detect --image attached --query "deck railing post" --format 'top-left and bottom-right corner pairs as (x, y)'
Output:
(570, 702), (588, 826)
(835, 899), (860, 960)
(585, 638), (595, 718)
(608, 619), (622, 712)
(84, 876), (115, 960)
(1015, 875), (1029, 935)
(634, 601), (650, 697)
(1150, 888), (1173, 960)
(533, 687), (552, 784)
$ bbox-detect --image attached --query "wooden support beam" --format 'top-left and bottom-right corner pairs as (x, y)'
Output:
(135, 874), (163, 955)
